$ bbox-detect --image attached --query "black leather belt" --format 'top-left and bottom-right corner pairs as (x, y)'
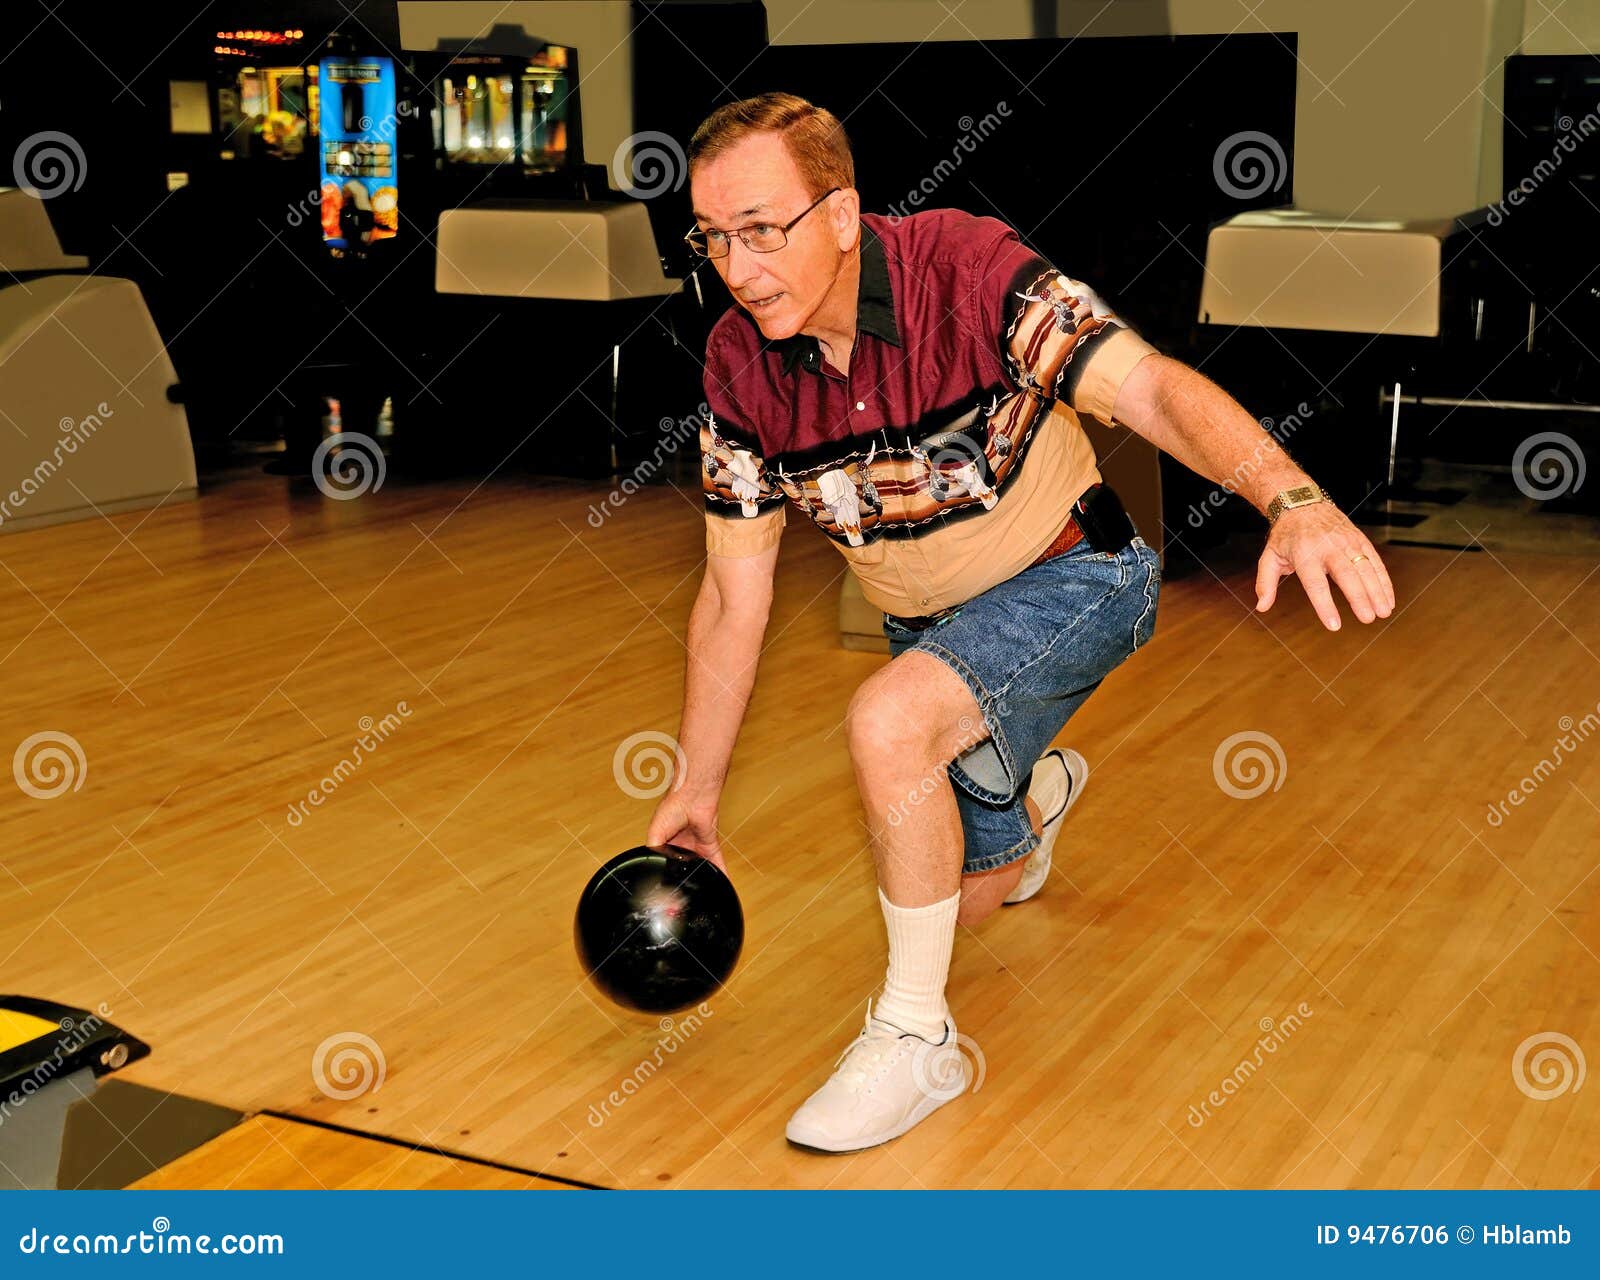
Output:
(885, 481), (1137, 633)
(885, 607), (961, 633)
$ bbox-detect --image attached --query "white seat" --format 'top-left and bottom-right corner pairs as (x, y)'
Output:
(1198, 208), (1457, 338)
(0, 274), (197, 534)
(435, 199), (680, 300)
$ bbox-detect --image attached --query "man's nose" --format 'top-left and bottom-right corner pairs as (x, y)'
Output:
(721, 238), (761, 289)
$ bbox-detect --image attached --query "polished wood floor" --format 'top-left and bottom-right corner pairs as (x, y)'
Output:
(3, 463), (1596, 1189)
(129, 1115), (572, 1190)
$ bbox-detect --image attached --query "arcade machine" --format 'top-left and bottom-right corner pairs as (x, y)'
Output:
(149, 28), (319, 453)
(212, 27), (316, 161)
(227, 23), (692, 483)
(433, 46), (572, 174)
(317, 52), (400, 255)
(269, 37), (413, 476)
(402, 32), (694, 480)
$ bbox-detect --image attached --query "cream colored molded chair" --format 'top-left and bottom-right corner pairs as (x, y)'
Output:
(0, 190), (197, 535)
(1198, 207), (1471, 490)
(1198, 209), (1455, 338)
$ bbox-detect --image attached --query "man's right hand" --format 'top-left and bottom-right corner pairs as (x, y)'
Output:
(645, 792), (727, 874)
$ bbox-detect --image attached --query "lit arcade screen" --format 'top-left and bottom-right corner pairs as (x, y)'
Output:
(317, 55), (398, 249)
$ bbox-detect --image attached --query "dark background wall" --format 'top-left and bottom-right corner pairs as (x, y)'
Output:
(0, 1), (1317, 513)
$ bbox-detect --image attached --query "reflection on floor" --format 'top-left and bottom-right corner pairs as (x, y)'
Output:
(1353, 458), (1600, 559)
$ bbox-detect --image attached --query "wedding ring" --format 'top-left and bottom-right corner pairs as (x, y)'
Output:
(1350, 553), (1368, 564)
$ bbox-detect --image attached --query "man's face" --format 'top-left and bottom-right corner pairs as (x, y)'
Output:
(689, 131), (851, 340)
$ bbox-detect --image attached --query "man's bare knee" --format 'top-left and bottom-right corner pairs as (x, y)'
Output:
(846, 652), (987, 772)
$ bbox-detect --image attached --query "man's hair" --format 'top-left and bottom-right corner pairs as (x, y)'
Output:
(688, 92), (854, 197)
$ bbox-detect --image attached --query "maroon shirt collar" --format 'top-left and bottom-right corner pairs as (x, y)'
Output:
(766, 220), (902, 376)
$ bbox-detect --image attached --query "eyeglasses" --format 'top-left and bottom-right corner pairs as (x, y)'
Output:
(684, 187), (840, 259)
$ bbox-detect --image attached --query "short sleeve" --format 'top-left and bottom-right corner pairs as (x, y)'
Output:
(701, 343), (786, 558)
(979, 230), (1158, 426)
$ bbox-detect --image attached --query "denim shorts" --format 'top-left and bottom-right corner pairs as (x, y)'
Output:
(882, 533), (1161, 874)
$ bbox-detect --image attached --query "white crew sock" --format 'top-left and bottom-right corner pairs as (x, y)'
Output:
(873, 888), (959, 1041)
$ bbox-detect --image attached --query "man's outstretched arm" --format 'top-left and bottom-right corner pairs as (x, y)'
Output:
(1111, 352), (1396, 631)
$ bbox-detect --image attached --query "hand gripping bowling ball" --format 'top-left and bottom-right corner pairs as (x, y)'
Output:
(574, 845), (743, 1014)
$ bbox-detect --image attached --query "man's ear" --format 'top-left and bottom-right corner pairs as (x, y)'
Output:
(833, 187), (861, 251)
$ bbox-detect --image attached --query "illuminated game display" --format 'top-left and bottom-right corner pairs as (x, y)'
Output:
(317, 55), (398, 252)
(212, 28), (316, 162)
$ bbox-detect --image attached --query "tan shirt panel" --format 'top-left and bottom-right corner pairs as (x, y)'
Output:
(702, 331), (1157, 615)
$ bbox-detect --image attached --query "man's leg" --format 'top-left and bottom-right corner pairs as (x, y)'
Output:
(845, 648), (988, 909)
(956, 795), (1040, 926)
(843, 649), (987, 1040)
(848, 651), (1046, 930)
(785, 647), (994, 1151)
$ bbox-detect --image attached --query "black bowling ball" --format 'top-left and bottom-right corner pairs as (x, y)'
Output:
(574, 845), (743, 1014)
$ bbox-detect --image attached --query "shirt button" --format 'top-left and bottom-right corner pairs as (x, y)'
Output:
(855, 400), (866, 411)
(920, 597), (929, 605)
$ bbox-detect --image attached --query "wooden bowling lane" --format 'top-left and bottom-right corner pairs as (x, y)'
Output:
(130, 1114), (580, 1190)
(3, 465), (1597, 1188)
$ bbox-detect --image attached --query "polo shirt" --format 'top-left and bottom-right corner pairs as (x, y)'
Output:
(699, 208), (1158, 617)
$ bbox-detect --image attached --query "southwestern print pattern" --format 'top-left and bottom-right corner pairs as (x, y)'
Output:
(702, 415), (786, 519)
(702, 386), (1053, 549)
(1005, 268), (1128, 407)
(1004, 268), (1132, 404)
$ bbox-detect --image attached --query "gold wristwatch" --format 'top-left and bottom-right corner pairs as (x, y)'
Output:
(1266, 484), (1333, 525)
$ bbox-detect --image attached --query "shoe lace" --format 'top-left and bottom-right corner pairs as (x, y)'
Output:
(832, 1003), (908, 1092)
